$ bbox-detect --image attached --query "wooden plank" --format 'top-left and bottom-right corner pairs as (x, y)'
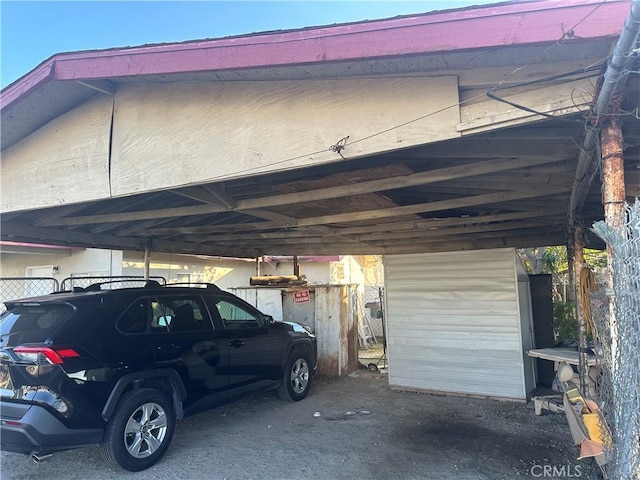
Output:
(1, 96), (113, 212)
(381, 233), (569, 255)
(338, 211), (549, 235)
(294, 186), (569, 227)
(1, 223), (143, 250)
(458, 77), (594, 134)
(109, 77), (461, 195)
(41, 156), (563, 227)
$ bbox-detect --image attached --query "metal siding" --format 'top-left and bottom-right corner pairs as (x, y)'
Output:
(384, 248), (526, 398)
(314, 286), (357, 377)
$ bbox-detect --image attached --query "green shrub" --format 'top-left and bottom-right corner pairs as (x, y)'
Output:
(553, 301), (577, 340)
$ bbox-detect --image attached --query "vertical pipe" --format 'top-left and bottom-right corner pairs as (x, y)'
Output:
(573, 227), (589, 395)
(293, 255), (300, 278)
(255, 256), (261, 308)
(566, 241), (575, 304)
(143, 242), (151, 281)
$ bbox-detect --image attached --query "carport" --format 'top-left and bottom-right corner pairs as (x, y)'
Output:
(2, 1), (640, 477)
(1, 0), (638, 400)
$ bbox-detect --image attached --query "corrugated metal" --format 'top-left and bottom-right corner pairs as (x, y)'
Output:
(315, 285), (358, 376)
(384, 248), (527, 399)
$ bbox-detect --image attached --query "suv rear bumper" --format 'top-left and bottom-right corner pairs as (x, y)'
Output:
(1, 402), (103, 454)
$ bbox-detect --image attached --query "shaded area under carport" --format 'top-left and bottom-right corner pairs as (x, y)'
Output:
(2, 372), (600, 480)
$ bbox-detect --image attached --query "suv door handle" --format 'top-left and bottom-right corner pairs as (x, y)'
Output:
(228, 339), (245, 348)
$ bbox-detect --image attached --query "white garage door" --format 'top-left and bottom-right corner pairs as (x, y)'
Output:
(384, 248), (528, 399)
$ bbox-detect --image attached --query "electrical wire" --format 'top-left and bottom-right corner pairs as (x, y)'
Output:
(208, 0), (612, 182)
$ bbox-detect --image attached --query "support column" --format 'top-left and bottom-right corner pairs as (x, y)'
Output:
(573, 228), (589, 394)
(602, 115), (626, 231)
(566, 240), (575, 304)
(601, 113), (626, 374)
(143, 241), (151, 281)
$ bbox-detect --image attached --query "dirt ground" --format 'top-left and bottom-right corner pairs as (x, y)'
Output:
(1, 371), (601, 480)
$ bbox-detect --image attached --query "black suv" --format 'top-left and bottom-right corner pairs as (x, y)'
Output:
(0, 281), (317, 471)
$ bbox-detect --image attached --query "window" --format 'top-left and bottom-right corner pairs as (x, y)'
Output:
(151, 300), (171, 330)
(117, 299), (150, 334)
(118, 296), (212, 334)
(155, 296), (212, 333)
(0, 305), (75, 346)
(215, 300), (261, 329)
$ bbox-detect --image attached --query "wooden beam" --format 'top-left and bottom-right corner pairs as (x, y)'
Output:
(40, 156), (563, 227)
(31, 204), (95, 225)
(170, 185), (236, 208)
(1, 223), (143, 250)
(381, 233), (570, 255)
(126, 221), (279, 236)
(149, 239), (260, 258)
(240, 209), (298, 224)
(175, 212), (559, 244)
(294, 186), (569, 227)
(356, 218), (558, 242)
(339, 210), (555, 235)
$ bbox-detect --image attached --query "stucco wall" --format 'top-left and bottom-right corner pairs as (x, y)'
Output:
(0, 248), (122, 280)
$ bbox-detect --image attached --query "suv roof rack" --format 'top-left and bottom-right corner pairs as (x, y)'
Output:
(165, 282), (222, 291)
(82, 279), (162, 291)
(53, 279), (221, 293)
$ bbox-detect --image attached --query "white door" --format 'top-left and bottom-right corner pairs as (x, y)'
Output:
(25, 265), (55, 297)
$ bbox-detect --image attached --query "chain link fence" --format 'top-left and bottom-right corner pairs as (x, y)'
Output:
(0, 276), (167, 313)
(591, 200), (640, 480)
(59, 276), (166, 291)
(363, 285), (385, 338)
(0, 277), (60, 313)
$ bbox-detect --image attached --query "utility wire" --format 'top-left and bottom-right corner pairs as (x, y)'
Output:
(211, 0), (612, 181)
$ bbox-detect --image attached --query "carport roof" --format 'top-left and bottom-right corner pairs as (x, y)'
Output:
(1, 0), (632, 149)
(1, 0), (639, 258)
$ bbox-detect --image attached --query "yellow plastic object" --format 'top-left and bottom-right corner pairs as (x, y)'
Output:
(584, 400), (613, 447)
(583, 413), (604, 445)
(565, 388), (589, 414)
(566, 388), (612, 447)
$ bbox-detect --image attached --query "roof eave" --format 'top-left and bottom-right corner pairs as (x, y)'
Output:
(1, 0), (631, 112)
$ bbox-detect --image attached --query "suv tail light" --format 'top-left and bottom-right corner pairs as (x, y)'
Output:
(13, 346), (80, 365)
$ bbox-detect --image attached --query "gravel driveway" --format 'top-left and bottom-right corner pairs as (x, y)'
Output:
(1, 371), (600, 480)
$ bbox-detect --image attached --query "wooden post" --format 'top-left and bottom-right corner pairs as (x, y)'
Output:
(601, 112), (625, 374)
(293, 255), (300, 278)
(143, 241), (151, 281)
(566, 241), (575, 304)
(602, 115), (626, 231)
(573, 227), (589, 395)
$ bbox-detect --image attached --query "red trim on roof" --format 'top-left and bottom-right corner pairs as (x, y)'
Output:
(0, 241), (81, 250)
(1, 0), (631, 108)
(53, 0), (629, 80)
(2, 61), (55, 108)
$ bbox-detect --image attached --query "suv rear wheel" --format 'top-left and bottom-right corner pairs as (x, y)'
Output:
(101, 388), (175, 471)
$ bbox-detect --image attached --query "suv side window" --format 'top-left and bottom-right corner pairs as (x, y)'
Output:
(157, 296), (213, 333)
(215, 299), (261, 329)
(117, 298), (150, 334)
(117, 296), (213, 334)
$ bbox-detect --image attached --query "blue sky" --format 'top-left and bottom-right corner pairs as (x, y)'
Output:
(1, 1), (497, 89)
